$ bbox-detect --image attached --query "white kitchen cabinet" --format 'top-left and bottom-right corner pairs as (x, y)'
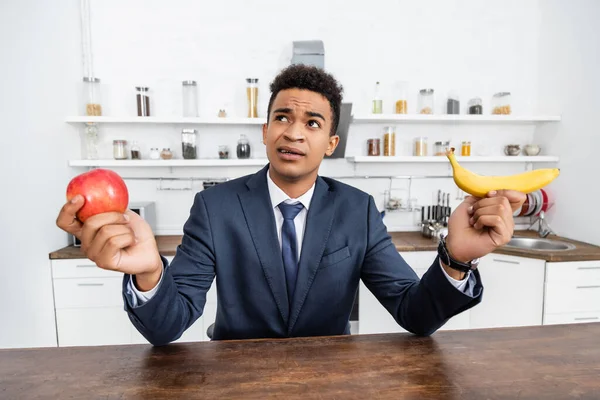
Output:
(56, 307), (132, 347)
(470, 254), (545, 329)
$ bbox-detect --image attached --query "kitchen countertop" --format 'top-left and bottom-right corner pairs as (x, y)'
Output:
(50, 230), (600, 262)
(1, 324), (599, 399)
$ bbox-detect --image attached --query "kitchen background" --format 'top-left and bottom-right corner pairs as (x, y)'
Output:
(1, 0), (598, 349)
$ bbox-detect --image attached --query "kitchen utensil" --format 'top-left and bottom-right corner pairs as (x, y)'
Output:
(524, 144), (541, 156)
(437, 190), (442, 222)
(532, 190), (544, 216)
(504, 144), (521, 156)
(540, 189), (549, 213)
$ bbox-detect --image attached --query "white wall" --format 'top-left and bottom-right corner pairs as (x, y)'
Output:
(0, 0), (81, 347)
(535, 0), (600, 244)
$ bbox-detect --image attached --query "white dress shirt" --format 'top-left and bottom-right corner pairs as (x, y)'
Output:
(128, 169), (472, 305)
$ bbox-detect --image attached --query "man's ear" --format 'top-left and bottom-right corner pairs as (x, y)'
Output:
(325, 135), (340, 156)
(262, 123), (268, 145)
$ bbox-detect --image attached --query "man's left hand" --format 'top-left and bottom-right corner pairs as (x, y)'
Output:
(445, 190), (526, 263)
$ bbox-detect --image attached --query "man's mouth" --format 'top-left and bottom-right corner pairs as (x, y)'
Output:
(277, 146), (305, 160)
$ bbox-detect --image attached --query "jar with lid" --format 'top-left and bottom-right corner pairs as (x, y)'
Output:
(160, 148), (173, 160)
(492, 92), (511, 115)
(468, 98), (483, 115)
(367, 138), (380, 156)
(461, 141), (472, 156)
(113, 140), (127, 160)
(182, 81), (199, 117)
(414, 137), (428, 156)
(447, 91), (460, 115)
(394, 81), (407, 114)
(182, 129), (197, 159)
(372, 82), (383, 114)
(236, 134), (251, 159)
(130, 141), (141, 160)
(383, 126), (396, 156)
(149, 148), (160, 160)
(434, 141), (450, 156)
(84, 123), (99, 160)
(82, 77), (102, 116)
(136, 87), (151, 116)
(419, 89), (434, 114)
(246, 78), (259, 118)
(218, 145), (230, 159)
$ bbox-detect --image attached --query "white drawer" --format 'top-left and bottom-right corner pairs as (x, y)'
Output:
(53, 277), (123, 309)
(56, 307), (131, 347)
(546, 261), (600, 285)
(52, 259), (122, 279)
(544, 282), (600, 314)
(543, 311), (600, 325)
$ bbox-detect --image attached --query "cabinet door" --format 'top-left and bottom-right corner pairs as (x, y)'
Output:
(470, 254), (545, 329)
(56, 307), (131, 347)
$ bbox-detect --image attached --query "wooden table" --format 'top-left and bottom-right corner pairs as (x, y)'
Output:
(2, 324), (599, 399)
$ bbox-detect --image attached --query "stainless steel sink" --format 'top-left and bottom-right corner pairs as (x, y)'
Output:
(504, 237), (576, 251)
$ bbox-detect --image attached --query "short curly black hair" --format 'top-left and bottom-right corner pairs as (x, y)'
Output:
(267, 65), (344, 136)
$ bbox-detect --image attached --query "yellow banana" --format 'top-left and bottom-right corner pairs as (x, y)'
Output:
(446, 148), (560, 197)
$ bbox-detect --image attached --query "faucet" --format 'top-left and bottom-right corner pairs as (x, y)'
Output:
(528, 211), (554, 238)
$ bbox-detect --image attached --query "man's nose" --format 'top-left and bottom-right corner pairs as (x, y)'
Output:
(283, 123), (305, 142)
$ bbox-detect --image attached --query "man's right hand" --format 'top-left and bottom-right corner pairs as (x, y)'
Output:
(56, 195), (163, 291)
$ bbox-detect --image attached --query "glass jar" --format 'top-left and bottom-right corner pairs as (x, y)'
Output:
(394, 81), (407, 114)
(130, 141), (141, 160)
(82, 77), (102, 116)
(136, 87), (151, 117)
(372, 82), (383, 114)
(84, 123), (99, 160)
(182, 128), (197, 160)
(160, 148), (173, 160)
(468, 97), (483, 115)
(182, 81), (198, 117)
(419, 89), (434, 114)
(461, 141), (472, 156)
(447, 91), (460, 115)
(149, 148), (160, 160)
(383, 126), (396, 156)
(218, 145), (230, 159)
(367, 138), (380, 156)
(113, 140), (127, 160)
(414, 137), (428, 156)
(236, 134), (251, 159)
(246, 78), (259, 118)
(492, 92), (511, 115)
(434, 141), (450, 156)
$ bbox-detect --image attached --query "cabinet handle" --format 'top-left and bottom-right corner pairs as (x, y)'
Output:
(493, 259), (520, 265)
(76, 265), (96, 268)
(77, 283), (104, 287)
(576, 285), (600, 289)
(574, 317), (599, 321)
(577, 266), (600, 270)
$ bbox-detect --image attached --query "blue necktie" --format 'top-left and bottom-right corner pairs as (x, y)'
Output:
(278, 202), (304, 306)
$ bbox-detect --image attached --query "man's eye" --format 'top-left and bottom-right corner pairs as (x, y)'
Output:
(275, 115), (289, 122)
(308, 120), (321, 128)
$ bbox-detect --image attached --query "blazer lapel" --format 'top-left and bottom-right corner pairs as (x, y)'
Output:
(288, 176), (337, 334)
(238, 165), (290, 325)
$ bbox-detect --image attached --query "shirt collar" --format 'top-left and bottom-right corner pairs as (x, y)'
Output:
(266, 167), (315, 210)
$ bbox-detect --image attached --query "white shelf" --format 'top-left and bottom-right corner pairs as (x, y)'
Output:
(69, 159), (269, 167)
(65, 116), (266, 125)
(347, 156), (560, 163)
(352, 114), (561, 123)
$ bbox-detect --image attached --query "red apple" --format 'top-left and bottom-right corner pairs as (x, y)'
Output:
(66, 169), (129, 222)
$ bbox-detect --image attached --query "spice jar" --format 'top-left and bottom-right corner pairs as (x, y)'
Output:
(447, 91), (460, 115)
(182, 81), (198, 117)
(130, 141), (141, 160)
(468, 98), (483, 114)
(82, 77), (102, 116)
(84, 123), (99, 160)
(136, 87), (151, 117)
(461, 141), (472, 156)
(394, 81), (407, 114)
(182, 129), (197, 160)
(372, 82), (383, 114)
(236, 134), (251, 159)
(246, 78), (259, 118)
(149, 148), (160, 160)
(434, 141), (450, 156)
(218, 145), (229, 159)
(113, 140), (127, 160)
(418, 89), (434, 114)
(218, 109), (227, 118)
(492, 92), (511, 115)
(160, 148), (173, 160)
(367, 139), (380, 156)
(383, 126), (396, 156)
(414, 137), (428, 156)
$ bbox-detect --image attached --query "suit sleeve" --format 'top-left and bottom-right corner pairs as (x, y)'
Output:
(360, 195), (483, 336)
(122, 192), (216, 345)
